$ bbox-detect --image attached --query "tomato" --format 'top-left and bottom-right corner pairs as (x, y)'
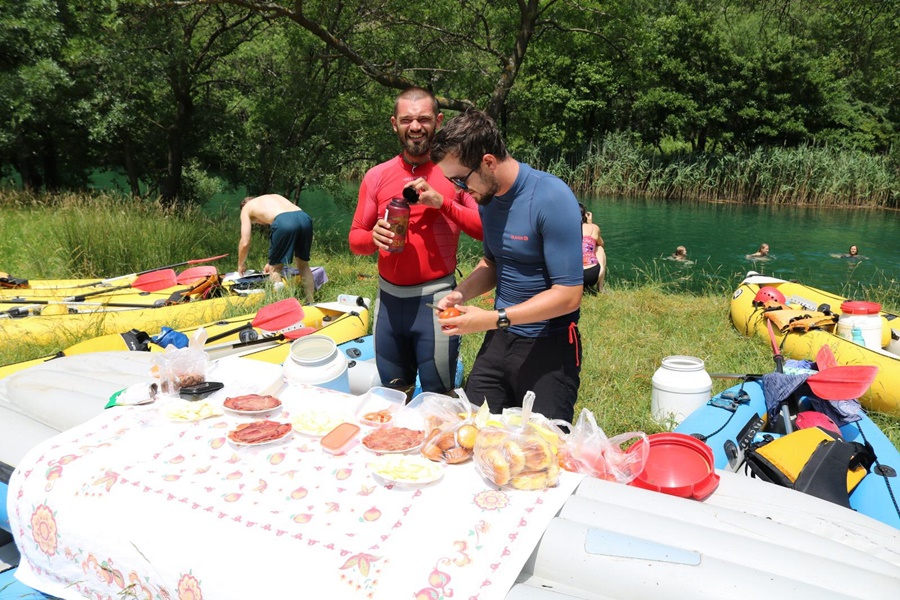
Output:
(438, 306), (460, 330)
(438, 307), (460, 319)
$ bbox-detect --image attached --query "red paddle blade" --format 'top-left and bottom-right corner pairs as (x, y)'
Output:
(815, 345), (838, 370)
(807, 365), (878, 401)
(132, 269), (178, 292)
(177, 265), (217, 285)
(252, 298), (305, 331)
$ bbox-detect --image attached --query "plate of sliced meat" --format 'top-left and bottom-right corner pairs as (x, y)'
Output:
(227, 420), (293, 446)
(223, 394), (282, 415)
(361, 426), (426, 454)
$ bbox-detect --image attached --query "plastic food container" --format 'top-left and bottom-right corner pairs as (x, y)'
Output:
(837, 301), (885, 350)
(650, 356), (712, 427)
(628, 432), (720, 501)
(320, 422), (361, 455)
(179, 381), (224, 401)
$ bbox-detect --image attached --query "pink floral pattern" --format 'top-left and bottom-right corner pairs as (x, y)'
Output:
(177, 572), (204, 600)
(30, 503), (58, 556)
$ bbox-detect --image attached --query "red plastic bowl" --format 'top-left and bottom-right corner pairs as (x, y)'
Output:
(628, 432), (719, 501)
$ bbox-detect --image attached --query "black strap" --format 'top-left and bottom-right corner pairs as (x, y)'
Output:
(120, 329), (152, 351)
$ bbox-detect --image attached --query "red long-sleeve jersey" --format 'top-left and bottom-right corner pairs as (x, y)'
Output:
(349, 155), (483, 286)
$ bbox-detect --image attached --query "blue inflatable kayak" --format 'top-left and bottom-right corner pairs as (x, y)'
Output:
(676, 379), (900, 529)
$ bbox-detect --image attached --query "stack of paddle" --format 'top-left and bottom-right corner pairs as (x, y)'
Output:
(0, 255), (228, 318)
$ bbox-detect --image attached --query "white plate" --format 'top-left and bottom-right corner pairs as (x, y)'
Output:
(164, 400), (223, 422)
(292, 410), (349, 438)
(360, 428), (426, 454)
(224, 405), (282, 417)
(222, 397), (282, 415)
(227, 427), (292, 447)
(369, 455), (443, 485)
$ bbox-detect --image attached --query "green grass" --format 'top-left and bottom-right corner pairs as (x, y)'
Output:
(1, 190), (897, 452)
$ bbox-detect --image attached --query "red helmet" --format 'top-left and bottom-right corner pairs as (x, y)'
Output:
(753, 286), (786, 305)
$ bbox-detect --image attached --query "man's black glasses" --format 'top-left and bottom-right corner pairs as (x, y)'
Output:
(449, 166), (478, 191)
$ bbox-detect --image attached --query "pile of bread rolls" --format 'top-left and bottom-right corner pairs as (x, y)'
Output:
(473, 426), (560, 490)
(421, 421), (479, 464)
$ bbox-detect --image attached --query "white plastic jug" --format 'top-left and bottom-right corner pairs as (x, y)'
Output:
(651, 356), (712, 427)
(283, 335), (350, 393)
(837, 301), (883, 350)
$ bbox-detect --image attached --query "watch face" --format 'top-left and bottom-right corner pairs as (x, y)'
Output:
(497, 309), (510, 330)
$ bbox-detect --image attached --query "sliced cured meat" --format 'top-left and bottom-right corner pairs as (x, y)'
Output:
(223, 394), (282, 412)
(227, 420), (291, 444)
(362, 427), (425, 452)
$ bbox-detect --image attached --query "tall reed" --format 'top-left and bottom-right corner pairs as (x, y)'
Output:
(534, 133), (899, 207)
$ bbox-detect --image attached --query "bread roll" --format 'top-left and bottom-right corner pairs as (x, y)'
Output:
(503, 440), (527, 476)
(480, 447), (511, 486)
(522, 436), (553, 470)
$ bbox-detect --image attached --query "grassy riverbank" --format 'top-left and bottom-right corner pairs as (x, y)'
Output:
(1, 192), (897, 450)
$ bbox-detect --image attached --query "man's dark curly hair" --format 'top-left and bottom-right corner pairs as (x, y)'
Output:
(430, 109), (509, 169)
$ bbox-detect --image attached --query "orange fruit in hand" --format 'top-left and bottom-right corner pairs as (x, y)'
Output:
(438, 306), (460, 330)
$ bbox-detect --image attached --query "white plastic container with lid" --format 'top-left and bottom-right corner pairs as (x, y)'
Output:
(283, 335), (350, 393)
(651, 356), (712, 428)
(837, 301), (884, 350)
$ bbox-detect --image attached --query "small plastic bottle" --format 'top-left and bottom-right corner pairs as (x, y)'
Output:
(384, 198), (410, 253)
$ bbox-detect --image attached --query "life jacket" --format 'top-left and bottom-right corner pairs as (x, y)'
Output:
(161, 273), (223, 304)
(0, 273), (29, 289)
(744, 426), (874, 509)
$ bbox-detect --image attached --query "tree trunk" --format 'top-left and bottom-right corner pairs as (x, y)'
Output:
(15, 133), (42, 192)
(160, 96), (193, 205)
(123, 133), (141, 197)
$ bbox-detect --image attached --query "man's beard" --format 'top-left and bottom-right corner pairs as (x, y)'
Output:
(474, 193), (494, 206)
(402, 134), (431, 157)
(473, 174), (500, 206)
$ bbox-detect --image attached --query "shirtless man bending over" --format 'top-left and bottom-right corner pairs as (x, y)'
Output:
(238, 194), (315, 303)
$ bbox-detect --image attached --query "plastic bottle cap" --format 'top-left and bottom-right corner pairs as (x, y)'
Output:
(840, 301), (881, 315)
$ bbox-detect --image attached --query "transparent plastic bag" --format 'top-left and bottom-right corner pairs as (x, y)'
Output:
(565, 408), (648, 484)
(419, 390), (478, 464)
(154, 331), (209, 395)
(471, 392), (562, 490)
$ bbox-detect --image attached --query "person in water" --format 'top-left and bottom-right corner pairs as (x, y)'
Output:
(670, 245), (688, 261)
(580, 203), (606, 292)
(830, 244), (865, 260)
(747, 243), (770, 260)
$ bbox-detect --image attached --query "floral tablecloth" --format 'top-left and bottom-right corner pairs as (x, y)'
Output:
(8, 357), (583, 600)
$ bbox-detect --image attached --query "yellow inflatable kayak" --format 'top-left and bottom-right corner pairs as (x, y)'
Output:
(0, 292), (265, 347)
(0, 295), (370, 379)
(731, 272), (900, 415)
(0, 255), (228, 293)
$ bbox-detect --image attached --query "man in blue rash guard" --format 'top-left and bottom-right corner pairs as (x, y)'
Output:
(430, 109), (583, 423)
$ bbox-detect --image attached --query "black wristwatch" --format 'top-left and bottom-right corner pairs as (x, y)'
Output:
(496, 308), (510, 331)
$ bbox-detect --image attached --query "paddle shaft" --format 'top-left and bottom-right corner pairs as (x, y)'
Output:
(222, 311), (360, 359)
(1, 298), (169, 313)
(81, 254), (229, 287)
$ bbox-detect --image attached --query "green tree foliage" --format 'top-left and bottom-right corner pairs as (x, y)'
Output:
(0, 0), (897, 202)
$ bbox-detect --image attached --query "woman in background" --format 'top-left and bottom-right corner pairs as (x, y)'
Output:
(580, 203), (606, 293)
(747, 242), (770, 260)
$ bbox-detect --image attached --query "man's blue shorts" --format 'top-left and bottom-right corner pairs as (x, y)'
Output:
(269, 211), (313, 264)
